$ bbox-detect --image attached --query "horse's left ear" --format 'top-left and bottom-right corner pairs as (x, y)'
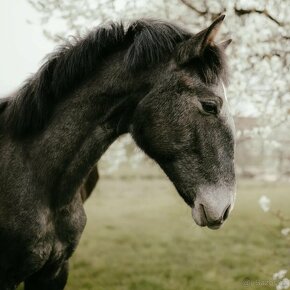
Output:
(176, 14), (226, 64)
(218, 39), (232, 50)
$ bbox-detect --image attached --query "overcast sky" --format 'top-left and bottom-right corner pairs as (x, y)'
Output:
(0, 0), (54, 97)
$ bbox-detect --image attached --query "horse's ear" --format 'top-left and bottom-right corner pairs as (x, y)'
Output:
(176, 14), (226, 64)
(218, 39), (232, 50)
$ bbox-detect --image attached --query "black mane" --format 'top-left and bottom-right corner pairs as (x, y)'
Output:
(2, 19), (227, 137)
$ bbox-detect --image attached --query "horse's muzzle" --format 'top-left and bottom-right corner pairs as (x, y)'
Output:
(191, 186), (235, 230)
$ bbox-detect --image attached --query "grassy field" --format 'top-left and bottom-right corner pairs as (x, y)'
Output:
(67, 178), (289, 290)
(18, 178), (289, 290)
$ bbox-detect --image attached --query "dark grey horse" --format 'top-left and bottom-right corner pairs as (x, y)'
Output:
(0, 15), (235, 289)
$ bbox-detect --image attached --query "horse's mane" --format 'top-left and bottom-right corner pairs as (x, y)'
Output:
(2, 19), (227, 137)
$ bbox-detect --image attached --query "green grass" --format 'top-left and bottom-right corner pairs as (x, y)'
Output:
(68, 178), (289, 290)
(18, 178), (290, 290)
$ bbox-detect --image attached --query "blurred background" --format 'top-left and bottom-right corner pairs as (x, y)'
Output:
(1, 0), (289, 289)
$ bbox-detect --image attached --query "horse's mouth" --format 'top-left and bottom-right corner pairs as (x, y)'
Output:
(194, 219), (223, 230)
(207, 223), (222, 230)
(191, 204), (225, 230)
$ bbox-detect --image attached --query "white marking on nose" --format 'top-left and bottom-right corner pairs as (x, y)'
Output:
(191, 184), (235, 226)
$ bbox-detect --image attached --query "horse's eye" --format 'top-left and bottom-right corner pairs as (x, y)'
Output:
(201, 101), (218, 114)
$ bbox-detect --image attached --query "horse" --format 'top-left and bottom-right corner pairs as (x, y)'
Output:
(0, 15), (235, 289)
(78, 165), (99, 203)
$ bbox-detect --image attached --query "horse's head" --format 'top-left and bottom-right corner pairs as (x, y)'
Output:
(131, 16), (235, 229)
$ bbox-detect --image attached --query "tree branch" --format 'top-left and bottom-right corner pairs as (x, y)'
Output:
(234, 6), (283, 26)
(179, 0), (208, 15)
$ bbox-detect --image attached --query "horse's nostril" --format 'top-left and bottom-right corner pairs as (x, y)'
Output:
(222, 204), (231, 221)
(200, 204), (208, 222)
(200, 204), (221, 225)
(200, 203), (231, 226)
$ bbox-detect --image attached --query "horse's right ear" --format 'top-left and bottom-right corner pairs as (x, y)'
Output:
(176, 15), (226, 65)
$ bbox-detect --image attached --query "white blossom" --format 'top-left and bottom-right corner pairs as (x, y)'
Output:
(281, 228), (290, 236)
(259, 195), (271, 212)
(273, 270), (288, 280)
(276, 278), (290, 290)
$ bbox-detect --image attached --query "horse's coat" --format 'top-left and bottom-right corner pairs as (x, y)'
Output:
(0, 16), (235, 289)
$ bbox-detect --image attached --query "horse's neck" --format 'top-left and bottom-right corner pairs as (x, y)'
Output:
(54, 124), (117, 205)
(28, 64), (150, 205)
